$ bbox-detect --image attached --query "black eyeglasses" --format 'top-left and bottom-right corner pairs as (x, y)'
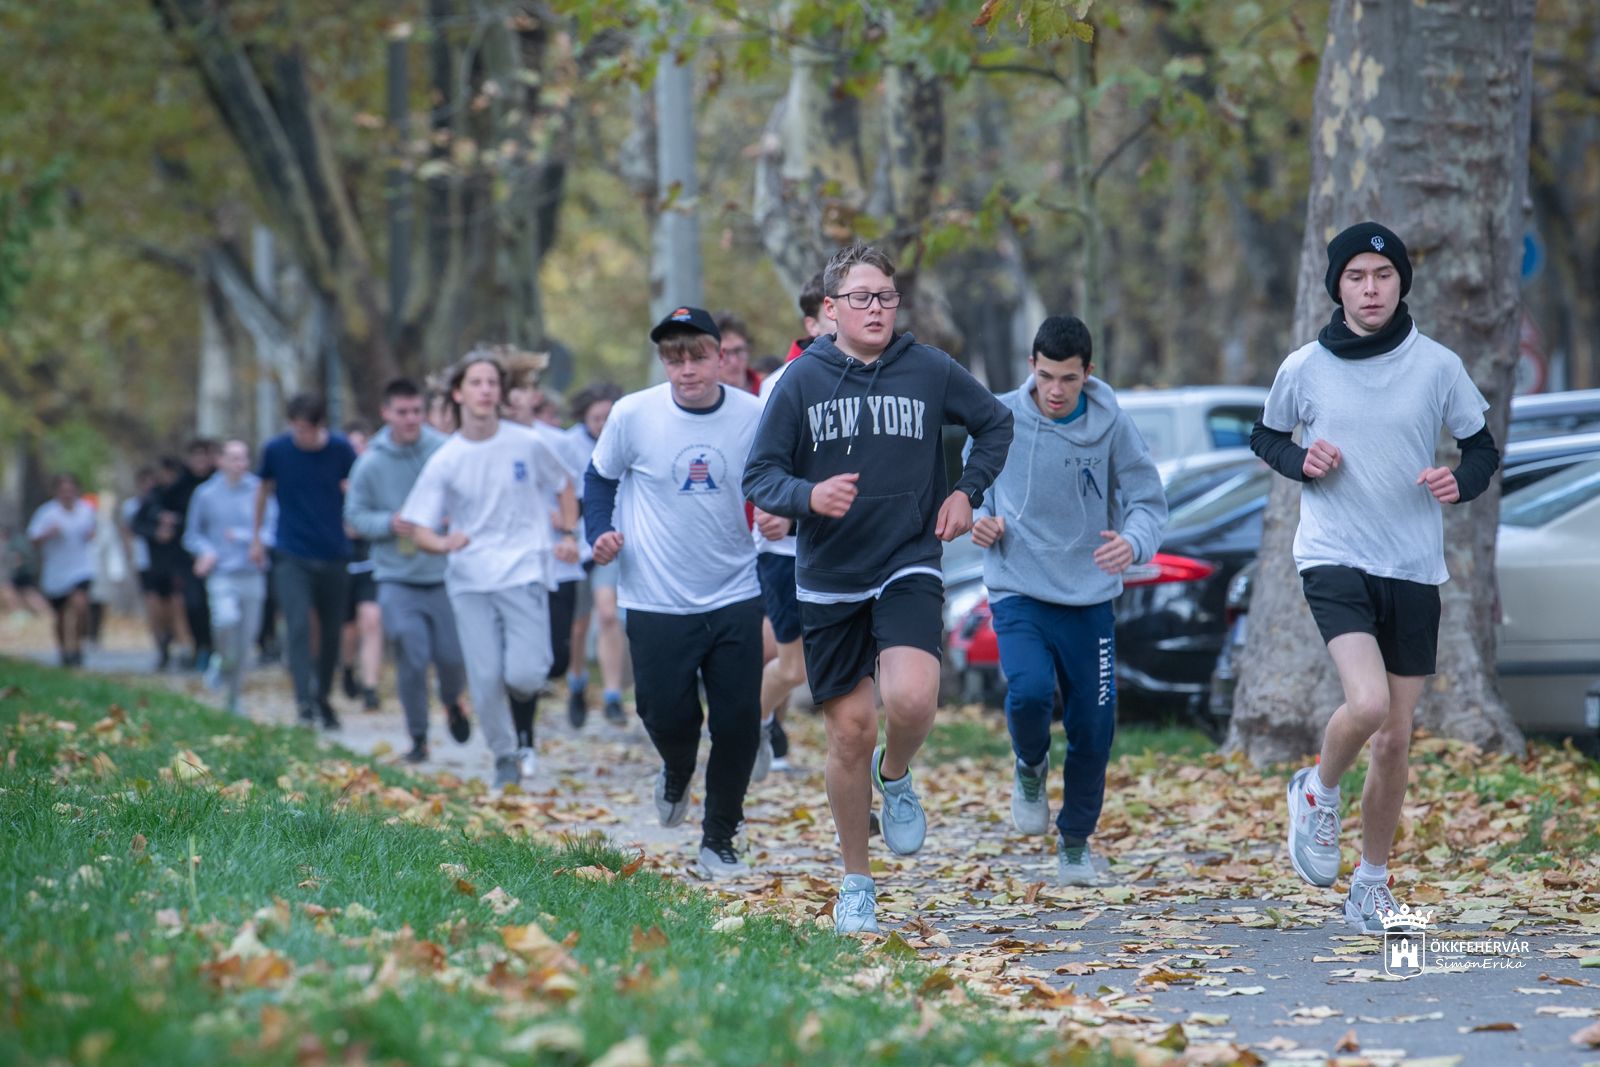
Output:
(830, 290), (902, 310)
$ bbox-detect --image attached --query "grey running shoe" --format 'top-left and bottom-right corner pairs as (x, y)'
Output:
(1345, 877), (1400, 933)
(492, 755), (521, 790)
(872, 744), (926, 856)
(1057, 839), (1101, 887)
(752, 719), (775, 783)
(834, 874), (880, 934)
(1011, 755), (1050, 835)
(604, 697), (627, 726)
(697, 837), (744, 880)
(655, 767), (690, 828)
(567, 686), (587, 729)
(1286, 766), (1342, 887)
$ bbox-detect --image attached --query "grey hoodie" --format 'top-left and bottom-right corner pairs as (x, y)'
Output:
(183, 472), (273, 575)
(974, 375), (1167, 607)
(344, 424), (449, 584)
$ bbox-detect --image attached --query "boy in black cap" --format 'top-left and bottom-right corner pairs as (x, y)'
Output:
(584, 306), (766, 880)
(1251, 221), (1500, 932)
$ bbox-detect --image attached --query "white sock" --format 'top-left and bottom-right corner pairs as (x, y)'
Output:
(1355, 858), (1388, 884)
(1308, 768), (1341, 808)
(760, 713), (774, 726)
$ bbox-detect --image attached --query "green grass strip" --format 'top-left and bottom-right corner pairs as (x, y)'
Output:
(0, 659), (1127, 1067)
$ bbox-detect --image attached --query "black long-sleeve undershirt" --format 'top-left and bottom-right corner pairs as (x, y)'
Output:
(1249, 420), (1500, 503)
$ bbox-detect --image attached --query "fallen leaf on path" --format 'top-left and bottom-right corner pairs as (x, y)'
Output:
(1459, 1022), (1519, 1033)
(1572, 1021), (1600, 1048)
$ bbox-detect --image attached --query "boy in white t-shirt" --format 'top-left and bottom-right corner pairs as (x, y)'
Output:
(1251, 222), (1500, 932)
(27, 473), (98, 667)
(584, 307), (765, 879)
(401, 350), (579, 790)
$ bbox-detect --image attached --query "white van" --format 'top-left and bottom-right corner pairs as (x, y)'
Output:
(1116, 386), (1269, 462)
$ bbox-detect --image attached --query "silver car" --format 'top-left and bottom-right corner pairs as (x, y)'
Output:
(1496, 457), (1600, 738)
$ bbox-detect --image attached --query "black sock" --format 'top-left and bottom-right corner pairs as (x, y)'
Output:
(510, 691), (537, 747)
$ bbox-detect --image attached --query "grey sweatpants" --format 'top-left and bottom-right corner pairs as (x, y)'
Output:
(448, 583), (553, 760)
(206, 570), (266, 714)
(377, 581), (467, 741)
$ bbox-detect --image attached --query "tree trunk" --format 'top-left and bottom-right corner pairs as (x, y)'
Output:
(1228, 0), (1533, 765)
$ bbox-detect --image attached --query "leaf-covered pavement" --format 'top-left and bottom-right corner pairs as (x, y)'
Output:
(12, 618), (1600, 1065)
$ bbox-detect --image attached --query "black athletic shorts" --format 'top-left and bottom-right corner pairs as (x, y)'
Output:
(346, 570), (377, 620)
(800, 573), (943, 704)
(1300, 565), (1441, 677)
(138, 569), (174, 597)
(757, 553), (802, 644)
(48, 580), (91, 613)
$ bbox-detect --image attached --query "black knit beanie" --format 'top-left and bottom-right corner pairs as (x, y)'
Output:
(1324, 221), (1411, 303)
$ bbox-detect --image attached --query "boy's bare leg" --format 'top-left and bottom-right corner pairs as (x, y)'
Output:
(825, 677), (878, 875)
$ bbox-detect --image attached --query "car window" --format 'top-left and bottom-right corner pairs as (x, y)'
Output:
(1500, 459), (1600, 527)
(1207, 405), (1262, 450)
(1125, 409), (1176, 462)
(1168, 466), (1271, 530)
(1163, 459), (1257, 510)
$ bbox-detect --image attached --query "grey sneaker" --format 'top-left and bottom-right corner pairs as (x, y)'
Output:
(1057, 839), (1100, 886)
(1011, 755), (1050, 835)
(834, 874), (880, 934)
(492, 755), (521, 790)
(1345, 877), (1400, 933)
(655, 768), (689, 828)
(1287, 766), (1342, 887)
(697, 838), (744, 880)
(872, 745), (926, 856)
(751, 719), (775, 783)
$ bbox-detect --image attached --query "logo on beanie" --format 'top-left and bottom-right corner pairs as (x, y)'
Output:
(1370, 235), (1386, 252)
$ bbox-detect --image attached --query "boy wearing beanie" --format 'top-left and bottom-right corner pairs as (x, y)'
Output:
(1250, 221), (1500, 932)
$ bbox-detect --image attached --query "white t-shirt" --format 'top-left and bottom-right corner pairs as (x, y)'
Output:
(534, 422), (586, 584)
(400, 422), (574, 595)
(753, 362), (798, 558)
(563, 422), (601, 567)
(1261, 326), (1489, 585)
(27, 498), (98, 598)
(590, 383), (762, 613)
(121, 496), (150, 571)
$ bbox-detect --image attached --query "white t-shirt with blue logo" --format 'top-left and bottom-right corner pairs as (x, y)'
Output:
(400, 422), (574, 595)
(590, 383), (762, 614)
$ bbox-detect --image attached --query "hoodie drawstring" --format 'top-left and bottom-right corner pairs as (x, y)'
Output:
(848, 360), (885, 457)
(814, 361), (853, 453)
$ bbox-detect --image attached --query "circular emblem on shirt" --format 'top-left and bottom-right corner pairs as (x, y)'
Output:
(673, 445), (727, 494)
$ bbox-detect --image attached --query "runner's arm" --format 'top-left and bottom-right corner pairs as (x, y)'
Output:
(583, 462), (620, 546)
(1450, 425), (1500, 504)
(1250, 421), (1311, 482)
(742, 379), (814, 519)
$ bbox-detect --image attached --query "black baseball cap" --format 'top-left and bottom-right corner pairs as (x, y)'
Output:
(649, 306), (721, 344)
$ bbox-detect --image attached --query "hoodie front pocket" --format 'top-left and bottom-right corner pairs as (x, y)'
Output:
(803, 491), (924, 578)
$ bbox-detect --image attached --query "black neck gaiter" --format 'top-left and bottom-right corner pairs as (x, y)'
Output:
(1317, 301), (1413, 360)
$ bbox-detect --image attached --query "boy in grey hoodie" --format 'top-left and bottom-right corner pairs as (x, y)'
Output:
(184, 439), (276, 714)
(970, 316), (1166, 885)
(344, 379), (469, 763)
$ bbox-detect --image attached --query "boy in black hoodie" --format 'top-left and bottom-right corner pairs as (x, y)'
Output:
(744, 242), (1013, 934)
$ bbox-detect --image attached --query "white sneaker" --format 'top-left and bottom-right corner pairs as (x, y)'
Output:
(871, 745), (926, 856)
(697, 838), (744, 880)
(1057, 839), (1101, 886)
(1011, 755), (1050, 835)
(517, 746), (538, 780)
(752, 718), (774, 783)
(1287, 766), (1341, 887)
(654, 767), (689, 828)
(835, 874), (880, 934)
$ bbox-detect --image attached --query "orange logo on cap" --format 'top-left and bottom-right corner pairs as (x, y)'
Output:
(672, 308), (691, 319)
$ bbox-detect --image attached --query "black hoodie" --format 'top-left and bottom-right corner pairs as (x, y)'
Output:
(742, 332), (1013, 597)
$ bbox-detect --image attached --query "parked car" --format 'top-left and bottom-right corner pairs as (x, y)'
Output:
(1501, 430), (1600, 494)
(1116, 386), (1268, 464)
(1508, 389), (1600, 443)
(1212, 461), (1600, 746)
(945, 460), (1273, 720)
(1494, 458), (1600, 742)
